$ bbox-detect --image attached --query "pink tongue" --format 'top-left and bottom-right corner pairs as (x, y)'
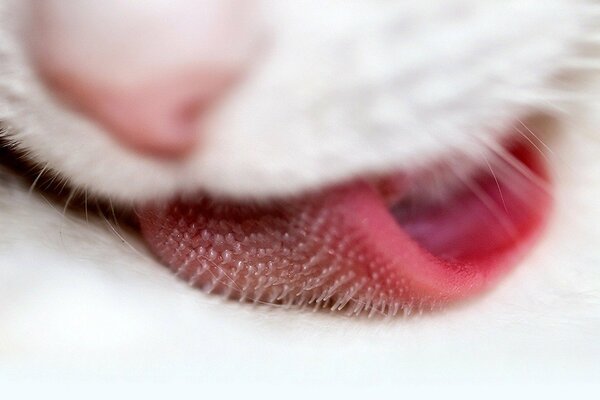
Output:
(139, 140), (551, 316)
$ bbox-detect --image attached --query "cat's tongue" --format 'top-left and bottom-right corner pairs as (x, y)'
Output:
(139, 140), (551, 316)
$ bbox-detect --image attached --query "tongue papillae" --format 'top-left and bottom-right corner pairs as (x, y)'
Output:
(139, 139), (551, 317)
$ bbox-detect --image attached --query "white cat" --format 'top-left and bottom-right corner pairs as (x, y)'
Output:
(0, 0), (599, 388)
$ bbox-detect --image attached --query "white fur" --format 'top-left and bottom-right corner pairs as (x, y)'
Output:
(1, 112), (599, 383)
(0, 0), (599, 387)
(0, 0), (591, 201)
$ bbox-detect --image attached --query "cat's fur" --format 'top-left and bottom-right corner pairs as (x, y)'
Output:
(0, 0), (599, 385)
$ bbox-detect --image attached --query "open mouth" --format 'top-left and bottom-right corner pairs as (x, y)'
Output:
(138, 132), (552, 317)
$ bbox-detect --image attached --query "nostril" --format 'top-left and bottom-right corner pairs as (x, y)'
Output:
(44, 71), (235, 159)
(98, 92), (202, 159)
(26, 0), (261, 159)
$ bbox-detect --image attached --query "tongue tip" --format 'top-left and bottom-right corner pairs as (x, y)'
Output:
(331, 138), (553, 304)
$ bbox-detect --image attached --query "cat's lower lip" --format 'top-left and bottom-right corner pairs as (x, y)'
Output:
(138, 136), (552, 316)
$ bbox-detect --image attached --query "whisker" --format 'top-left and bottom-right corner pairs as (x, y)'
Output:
(479, 143), (552, 216)
(448, 161), (519, 240)
(478, 137), (553, 195)
(482, 153), (508, 214)
(27, 162), (48, 196)
(515, 126), (550, 164)
(62, 187), (78, 218)
(84, 189), (89, 223)
(517, 119), (555, 155)
(108, 197), (120, 227)
(95, 204), (156, 264)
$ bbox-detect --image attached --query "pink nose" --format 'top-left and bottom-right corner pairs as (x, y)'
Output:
(27, 0), (259, 159)
(46, 71), (233, 158)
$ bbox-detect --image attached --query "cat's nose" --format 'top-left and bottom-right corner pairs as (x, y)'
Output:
(45, 71), (237, 158)
(27, 0), (260, 158)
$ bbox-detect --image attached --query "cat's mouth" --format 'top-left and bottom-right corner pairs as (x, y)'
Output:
(138, 132), (552, 317)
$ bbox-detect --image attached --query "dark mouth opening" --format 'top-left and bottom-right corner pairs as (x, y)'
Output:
(138, 132), (552, 317)
(393, 139), (549, 268)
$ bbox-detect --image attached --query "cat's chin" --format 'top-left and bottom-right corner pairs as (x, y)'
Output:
(137, 131), (552, 317)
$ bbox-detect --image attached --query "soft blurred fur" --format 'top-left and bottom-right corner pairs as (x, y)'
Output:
(0, 0), (599, 383)
(0, 0), (591, 200)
